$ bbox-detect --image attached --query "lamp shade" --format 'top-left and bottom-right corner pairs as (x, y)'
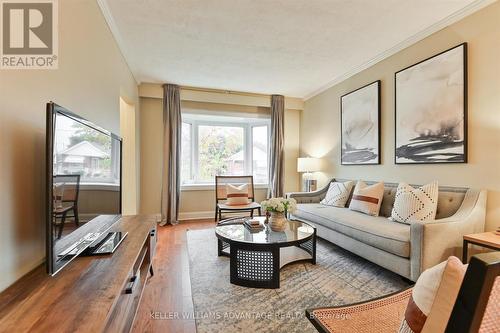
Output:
(297, 157), (320, 173)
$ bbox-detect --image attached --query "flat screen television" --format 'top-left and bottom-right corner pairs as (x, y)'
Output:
(46, 102), (122, 275)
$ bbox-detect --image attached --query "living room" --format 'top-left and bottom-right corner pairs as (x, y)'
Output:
(0, 0), (499, 332)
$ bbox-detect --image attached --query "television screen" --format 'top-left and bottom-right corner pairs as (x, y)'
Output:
(46, 103), (122, 275)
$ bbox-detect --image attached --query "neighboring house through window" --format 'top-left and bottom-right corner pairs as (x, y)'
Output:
(54, 115), (120, 186)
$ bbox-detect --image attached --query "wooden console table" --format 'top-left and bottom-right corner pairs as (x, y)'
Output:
(463, 231), (500, 263)
(0, 215), (157, 333)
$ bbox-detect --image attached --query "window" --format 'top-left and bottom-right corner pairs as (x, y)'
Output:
(181, 113), (270, 186)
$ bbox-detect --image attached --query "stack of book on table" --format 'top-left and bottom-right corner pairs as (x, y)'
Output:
(244, 219), (264, 232)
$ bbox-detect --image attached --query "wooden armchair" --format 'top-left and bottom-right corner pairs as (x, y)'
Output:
(307, 252), (499, 333)
(214, 175), (261, 222)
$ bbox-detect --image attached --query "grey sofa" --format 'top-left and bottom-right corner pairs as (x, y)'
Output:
(287, 179), (487, 281)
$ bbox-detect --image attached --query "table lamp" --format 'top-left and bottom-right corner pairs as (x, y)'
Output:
(297, 157), (321, 192)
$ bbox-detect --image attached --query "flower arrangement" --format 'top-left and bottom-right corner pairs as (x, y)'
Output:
(261, 197), (297, 214)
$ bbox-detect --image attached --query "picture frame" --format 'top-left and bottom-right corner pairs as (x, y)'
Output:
(394, 43), (467, 164)
(340, 80), (381, 165)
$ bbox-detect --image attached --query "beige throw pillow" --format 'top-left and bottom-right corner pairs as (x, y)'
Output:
(398, 256), (466, 333)
(391, 181), (439, 224)
(422, 257), (467, 333)
(226, 184), (249, 206)
(348, 181), (384, 216)
(320, 181), (354, 208)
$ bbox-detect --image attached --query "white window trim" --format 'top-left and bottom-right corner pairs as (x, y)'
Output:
(181, 117), (270, 188)
(79, 183), (120, 191)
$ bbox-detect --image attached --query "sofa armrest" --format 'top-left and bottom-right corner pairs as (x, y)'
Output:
(286, 183), (330, 204)
(410, 189), (487, 280)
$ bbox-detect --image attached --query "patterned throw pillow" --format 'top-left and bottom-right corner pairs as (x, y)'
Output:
(320, 181), (354, 208)
(348, 181), (385, 216)
(226, 184), (249, 205)
(390, 182), (438, 224)
(398, 256), (466, 333)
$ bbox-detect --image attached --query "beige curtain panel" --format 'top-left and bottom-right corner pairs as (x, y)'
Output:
(268, 95), (285, 198)
(160, 84), (181, 225)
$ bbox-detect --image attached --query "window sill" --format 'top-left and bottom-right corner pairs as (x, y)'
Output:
(181, 183), (269, 192)
(79, 183), (120, 191)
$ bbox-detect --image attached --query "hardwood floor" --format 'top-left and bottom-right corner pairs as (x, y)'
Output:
(132, 219), (214, 333)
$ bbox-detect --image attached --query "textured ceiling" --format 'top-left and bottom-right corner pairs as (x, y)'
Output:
(101, 0), (483, 98)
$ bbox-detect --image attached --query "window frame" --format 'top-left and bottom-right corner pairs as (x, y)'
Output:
(181, 117), (270, 189)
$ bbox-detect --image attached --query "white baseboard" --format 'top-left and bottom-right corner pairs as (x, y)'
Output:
(179, 211), (215, 221)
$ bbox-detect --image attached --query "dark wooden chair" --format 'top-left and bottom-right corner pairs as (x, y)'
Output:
(214, 175), (261, 222)
(306, 252), (499, 333)
(446, 251), (499, 333)
(53, 174), (81, 239)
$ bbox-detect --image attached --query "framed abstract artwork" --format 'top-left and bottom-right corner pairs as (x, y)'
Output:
(341, 80), (381, 165)
(395, 43), (467, 164)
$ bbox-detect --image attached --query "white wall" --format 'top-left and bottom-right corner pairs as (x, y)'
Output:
(301, 2), (500, 231)
(0, 0), (138, 292)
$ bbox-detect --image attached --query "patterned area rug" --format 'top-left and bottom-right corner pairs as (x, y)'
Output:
(187, 228), (410, 333)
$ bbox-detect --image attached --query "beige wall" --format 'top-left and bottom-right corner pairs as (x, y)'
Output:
(301, 2), (500, 231)
(139, 98), (163, 214)
(139, 95), (301, 217)
(0, 0), (138, 292)
(78, 189), (121, 218)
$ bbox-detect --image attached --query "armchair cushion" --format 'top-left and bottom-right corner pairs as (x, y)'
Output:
(217, 202), (261, 210)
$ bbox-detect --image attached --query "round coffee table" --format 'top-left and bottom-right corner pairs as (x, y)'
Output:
(215, 216), (316, 289)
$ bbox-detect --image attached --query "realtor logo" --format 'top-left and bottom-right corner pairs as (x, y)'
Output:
(1, 0), (58, 69)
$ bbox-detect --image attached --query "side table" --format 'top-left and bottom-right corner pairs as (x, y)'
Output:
(462, 231), (500, 263)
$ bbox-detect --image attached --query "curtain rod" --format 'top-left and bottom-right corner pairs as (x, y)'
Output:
(180, 85), (272, 98)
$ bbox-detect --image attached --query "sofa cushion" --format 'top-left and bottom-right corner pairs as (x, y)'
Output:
(293, 203), (410, 258)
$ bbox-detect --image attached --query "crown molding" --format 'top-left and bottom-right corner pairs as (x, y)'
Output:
(96, 0), (139, 84)
(302, 0), (497, 100)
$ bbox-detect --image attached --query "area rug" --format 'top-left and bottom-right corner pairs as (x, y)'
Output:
(187, 228), (411, 333)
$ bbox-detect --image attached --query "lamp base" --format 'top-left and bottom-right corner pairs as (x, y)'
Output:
(302, 179), (317, 192)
